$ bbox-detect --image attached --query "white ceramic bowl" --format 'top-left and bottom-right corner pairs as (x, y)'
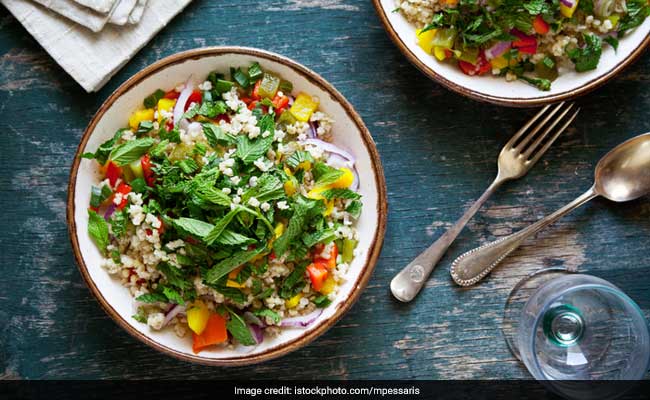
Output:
(67, 47), (387, 365)
(373, 0), (650, 107)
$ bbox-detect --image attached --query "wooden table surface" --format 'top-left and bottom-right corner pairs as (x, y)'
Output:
(1, 0), (649, 380)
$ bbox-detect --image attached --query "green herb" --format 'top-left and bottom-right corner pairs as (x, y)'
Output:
(232, 67), (250, 88)
(568, 33), (602, 72)
(109, 138), (155, 166)
(150, 139), (170, 157)
(135, 292), (168, 303)
(242, 174), (284, 203)
(215, 229), (256, 246)
(173, 217), (214, 239)
(198, 101), (228, 118)
(280, 261), (308, 299)
(314, 295), (332, 308)
(214, 79), (234, 94)
(81, 129), (125, 165)
(519, 76), (551, 91)
(320, 188), (361, 200)
(90, 184), (112, 208)
(226, 308), (256, 345)
(346, 200), (362, 219)
(604, 35), (619, 51)
(130, 177), (147, 194)
(204, 206), (251, 245)
(205, 247), (265, 284)
(286, 151), (314, 169)
(136, 120), (154, 136)
(110, 209), (129, 238)
(312, 162), (344, 187)
(253, 309), (281, 324)
(159, 126), (181, 143)
(88, 209), (109, 255)
(132, 310), (147, 323)
(178, 158), (198, 174)
(143, 89), (165, 108)
(202, 123), (234, 147)
(302, 228), (336, 248)
(162, 286), (185, 305)
(618, 0), (650, 36)
(157, 262), (192, 290)
(235, 134), (274, 164)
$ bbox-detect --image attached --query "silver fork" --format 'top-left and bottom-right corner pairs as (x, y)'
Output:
(390, 102), (580, 302)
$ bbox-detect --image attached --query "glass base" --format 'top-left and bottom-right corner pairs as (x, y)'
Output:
(502, 267), (577, 361)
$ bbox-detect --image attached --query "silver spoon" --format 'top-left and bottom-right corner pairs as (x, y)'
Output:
(451, 132), (650, 286)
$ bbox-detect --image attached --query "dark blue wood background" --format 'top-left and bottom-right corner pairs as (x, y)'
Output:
(1, 0), (649, 379)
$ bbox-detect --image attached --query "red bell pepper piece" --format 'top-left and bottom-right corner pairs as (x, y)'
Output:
(512, 29), (538, 54)
(192, 313), (228, 354)
(141, 154), (155, 186)
(105, 161), (122, 187)
(458, 51), (491, 76)
(251, 80), (262, 101)
(533, 15), (550, 35)
(215, 114), (231, 123)
(307, 262), (329, 291)
(314, 242), (338, 270)
(163, 90), (180, 100)
(272, 94), (290, 114)
(114, 182), (131, 210)
(185, 90), (203, 111)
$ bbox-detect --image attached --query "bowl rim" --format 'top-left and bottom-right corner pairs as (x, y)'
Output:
(66, 46), (388, 366)
(372, 0), (650, 107)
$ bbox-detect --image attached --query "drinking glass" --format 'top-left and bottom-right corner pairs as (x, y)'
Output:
(503, 271), (650, 387)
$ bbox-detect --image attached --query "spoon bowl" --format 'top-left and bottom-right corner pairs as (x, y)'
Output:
(595, 133), (650, 202)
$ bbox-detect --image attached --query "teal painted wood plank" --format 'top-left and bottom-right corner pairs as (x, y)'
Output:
(1, 0), (649, 379)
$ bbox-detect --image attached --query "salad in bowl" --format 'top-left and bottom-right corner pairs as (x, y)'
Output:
(78, 59), (370, 356)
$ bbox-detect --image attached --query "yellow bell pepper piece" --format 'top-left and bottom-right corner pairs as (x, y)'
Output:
(283, 180), (296, 196)
(226, 279), (245, 288)
(228, 266), (243, 279)
(608, 15), (620, 28)
(283, 167), (293, 176)
(307, 187), (334, 216)
(285, 293), (302, 309)
(186, 300), (210, 335)
(297, 160), (312, 171)
(128, 108), (154, 131)
(416, 28), (437, 54)
(560, 0), (579, 18)
(274, 222), (285, 239)
(156, 98), (176, 123)
(443, 0), (459, 5)
(490, 56), (508, 70)
(433, 46), (448, 61)
(289, 93), (319, 122)
(319, 276), (336, 295)
(329, 167), (355, 189)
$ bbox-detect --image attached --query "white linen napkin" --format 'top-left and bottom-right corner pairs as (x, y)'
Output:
(29, 0), (113, 32)
(128, 0), (147, 24)
(108, 0), (137, 26)
(1, 0), (192, 92)
(73, 0), (117, 14)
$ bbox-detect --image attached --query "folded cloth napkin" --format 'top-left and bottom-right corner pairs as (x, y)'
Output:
(128, 0), (147, 25)
(2, 0), (192, 92)
(73, 0), (117, 14)
(108, 0), (137, 26)
(30, 0), (113, 32)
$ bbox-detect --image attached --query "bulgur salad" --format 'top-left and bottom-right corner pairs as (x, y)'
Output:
(81, 62), (363, 353)
(395, 0), (650, 90)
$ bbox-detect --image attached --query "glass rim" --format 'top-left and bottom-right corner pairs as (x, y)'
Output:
(528, 281), (650, 380)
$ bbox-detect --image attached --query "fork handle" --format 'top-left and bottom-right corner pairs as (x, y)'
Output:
(450, 186), (598, 286)
(390, 177), (504, 302)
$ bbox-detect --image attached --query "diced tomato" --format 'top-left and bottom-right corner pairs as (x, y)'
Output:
(215, 114), (230, 123)
(512, 29), (538, 54)
(445, 49), (453, 58)
(163, 90), (180, 100)
(114, 182), (131, 210)
(88, 206), (99, 212)
(186, 236), (200, 245)
(533, 15), (550, 35)
(458, 51), (491, 76)
(185, 90), (203, 111)
(251, 80), (262, 101)
(165, 120), (174, 131)
(105, 161), (122, 187)
(192, 313), (228, 354)
(141, 154), (155, 186)
(268, 251), (276, 261)
(306, 262), (329, 291)
(247, 100), (258, 111)
(272, 94), (290, 114)
(240, 95), (252, 105)
(157, 217), (165, 234)
(314, 242), (338, 270)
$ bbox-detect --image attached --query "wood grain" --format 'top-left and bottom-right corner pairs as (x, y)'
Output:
(1, 0), (649, 379)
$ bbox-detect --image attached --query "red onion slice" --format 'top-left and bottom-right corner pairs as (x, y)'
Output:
(302, 138), (356, 163)
(308, 121), (318, 138)
(560, 0), (575, 7)
(163, 304), (186, 327)
(326, 153), (353, 170)
(248, 323), (265, 344)
(173, 77), (194, 126)
(280, 308), (323, 328)
(103, 204), (116, 221)
(484, 41), (511, 60)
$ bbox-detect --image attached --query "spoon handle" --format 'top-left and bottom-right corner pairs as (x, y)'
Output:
(390, 178), (504, 302)
(450, 186), (598, 286)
